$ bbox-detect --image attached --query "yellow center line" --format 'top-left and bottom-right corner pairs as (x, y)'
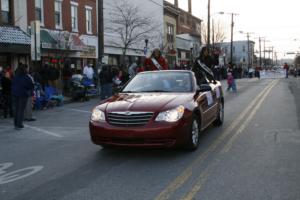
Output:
(153, 80), (276, 200)
(180, 80), (279, 200)
(221, 79), (279, 153)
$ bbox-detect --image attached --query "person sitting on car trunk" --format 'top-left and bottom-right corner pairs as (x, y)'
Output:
(143, 49), (168, 71)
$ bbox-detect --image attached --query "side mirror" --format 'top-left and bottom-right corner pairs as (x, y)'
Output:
(196, 84), (212, 93)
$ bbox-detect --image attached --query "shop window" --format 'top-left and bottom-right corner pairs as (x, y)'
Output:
(71, 2), (78, 32)
(85, 6), (92, 34)
(35, 0), (44, 25)
(1, 0), (10, 24)
(166, 23), (174, 43)
(55, 0), (63, 29)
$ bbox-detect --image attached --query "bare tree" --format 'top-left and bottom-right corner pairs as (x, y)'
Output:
(106, 0), (158, 64)
(201, 20), (227, 45)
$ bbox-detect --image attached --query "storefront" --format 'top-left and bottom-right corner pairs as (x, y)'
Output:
(40, 29), (96, 72)
(0, 26), (31, 71)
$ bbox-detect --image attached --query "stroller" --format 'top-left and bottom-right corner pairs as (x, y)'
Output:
(70, 74), (97, 101)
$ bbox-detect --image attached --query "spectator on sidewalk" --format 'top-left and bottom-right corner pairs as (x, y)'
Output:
(12, 64), (34, 130)
(40, 63), (50, 89)
(99, 65), (113, 100)
(128, 62), (138, 79)
(284, 63), (289, 78)
(83, 64), (94, 80)
(49, 64), (60, 89)
(24, 67), (36, 122)
(62, 63), (72, 95)
(1, 70), (13, 118)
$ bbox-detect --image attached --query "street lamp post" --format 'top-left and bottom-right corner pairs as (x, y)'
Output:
(144, 39), (149, 55)
(229, 13), (238, 64)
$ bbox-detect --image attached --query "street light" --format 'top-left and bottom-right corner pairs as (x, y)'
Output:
(144, 39), (149, 56)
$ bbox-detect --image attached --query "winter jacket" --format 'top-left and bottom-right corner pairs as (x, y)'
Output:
(11, 74), (34, 97)
(1, 76), (11, 95)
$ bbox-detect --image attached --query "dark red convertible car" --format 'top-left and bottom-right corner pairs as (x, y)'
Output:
(89, 70), (224, 150)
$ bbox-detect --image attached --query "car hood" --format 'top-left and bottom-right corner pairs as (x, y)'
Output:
(102, 93), (194, 113)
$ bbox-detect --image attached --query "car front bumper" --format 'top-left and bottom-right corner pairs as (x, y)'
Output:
(89, 118), (191, 148)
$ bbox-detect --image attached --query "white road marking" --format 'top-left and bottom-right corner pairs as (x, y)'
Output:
(0, 163), (43, 185)
(24, 124), (63, 138)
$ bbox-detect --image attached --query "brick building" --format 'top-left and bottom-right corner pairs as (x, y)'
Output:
(163, 0), (202, 67)
(26, 0), (98, 70)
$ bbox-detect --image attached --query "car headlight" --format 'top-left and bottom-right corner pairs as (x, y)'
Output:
(91, 108), (106, 122)
(155, 105), (185, 122)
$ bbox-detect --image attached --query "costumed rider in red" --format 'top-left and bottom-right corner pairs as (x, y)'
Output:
(143, 49), (168, 71)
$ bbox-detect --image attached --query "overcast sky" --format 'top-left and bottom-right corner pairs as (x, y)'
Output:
(166, 0), (300, 59)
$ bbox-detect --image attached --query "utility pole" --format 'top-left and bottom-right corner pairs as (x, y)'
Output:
(207, 0), (211, 52)
(212, 19), (214, 49)
(247, 33), (251, 71)
(271, 47), (274, 66)
(259, 37), (262, 67)
(230, 13), (234, 63)
(228, 13), (238, 63)
(98, 0), (104, 65)
(240, 31), (254, 71)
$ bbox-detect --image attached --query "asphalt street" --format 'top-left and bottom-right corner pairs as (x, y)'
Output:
(0, 77), (299, 200)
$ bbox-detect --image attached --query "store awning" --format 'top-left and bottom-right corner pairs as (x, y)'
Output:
(69, 34), (88, 51)
(41, 29), (88, 51)
(41, 29), (58, 49)
(0, 26), (31, 45)
(0, 26), (30, 53)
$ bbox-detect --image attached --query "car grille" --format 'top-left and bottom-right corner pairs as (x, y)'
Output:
(107, 112), (154, 127)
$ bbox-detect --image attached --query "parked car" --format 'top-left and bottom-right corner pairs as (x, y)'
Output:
(89, 70), (224, 150)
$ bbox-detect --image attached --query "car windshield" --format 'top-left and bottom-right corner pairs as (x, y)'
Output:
(122, 71), (193, 93)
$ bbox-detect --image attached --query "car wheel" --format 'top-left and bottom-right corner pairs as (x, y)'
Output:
(186, 115), (200, 151)
(214, 102), (224, 126)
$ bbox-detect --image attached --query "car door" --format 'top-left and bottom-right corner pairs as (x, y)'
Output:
(207, 82), (219, 122)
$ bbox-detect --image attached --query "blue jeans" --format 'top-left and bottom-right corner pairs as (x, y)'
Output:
(227, 80), (237, 92)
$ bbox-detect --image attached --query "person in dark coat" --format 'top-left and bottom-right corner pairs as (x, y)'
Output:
(11, 64), (34, 130)
(198, 46), (216, 69)
(99, 65), (113, 100)
(40, 63), (50, 89)
(1, 70), (13, 118)
(192, 46), (216, 85)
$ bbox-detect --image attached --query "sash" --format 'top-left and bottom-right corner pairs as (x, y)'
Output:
(151, 58), (162, 70)
(197, 60), (214, 77)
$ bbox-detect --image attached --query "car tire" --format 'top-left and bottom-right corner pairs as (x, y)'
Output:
(186, 115), (201, 151)
(214, 101), (224, 126)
